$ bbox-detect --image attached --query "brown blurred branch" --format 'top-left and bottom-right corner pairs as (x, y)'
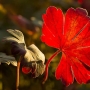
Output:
(0, 4), (39, 35)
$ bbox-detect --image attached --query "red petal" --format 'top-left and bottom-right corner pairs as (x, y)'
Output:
(71, 57), (90, 84)
(55, 53), (73, 86)
(22, 67), (32, 74)
(63, 8), (90, 47)
(74, 48), (90, 67)
(41, 23), (60, 48)
(41, 6), (64, 49)
(66, 21), (90, 49)
(78, 22), (90, 46)
(65, 48), (90, 68)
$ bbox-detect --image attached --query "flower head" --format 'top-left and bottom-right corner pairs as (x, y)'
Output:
(41, 6), (90, 86)
(0, 29), (45, 78)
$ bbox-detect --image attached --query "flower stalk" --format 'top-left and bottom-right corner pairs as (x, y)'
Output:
(42, 49), (61, 84)
(16, 56), (23, 90)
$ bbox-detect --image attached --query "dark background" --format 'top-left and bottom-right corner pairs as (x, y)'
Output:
(0, 0), (90, 90)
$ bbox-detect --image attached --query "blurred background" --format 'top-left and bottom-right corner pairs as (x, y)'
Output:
(0, 0), (90, 90)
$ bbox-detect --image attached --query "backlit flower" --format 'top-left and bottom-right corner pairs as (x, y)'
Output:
(41, 6), (90, 86)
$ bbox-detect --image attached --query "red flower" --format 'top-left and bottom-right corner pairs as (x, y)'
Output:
(41, 6), (90, 86)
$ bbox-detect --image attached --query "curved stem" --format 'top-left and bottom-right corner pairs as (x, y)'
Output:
(42, 49), (61, 84)
(16, 56), (22, 90)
